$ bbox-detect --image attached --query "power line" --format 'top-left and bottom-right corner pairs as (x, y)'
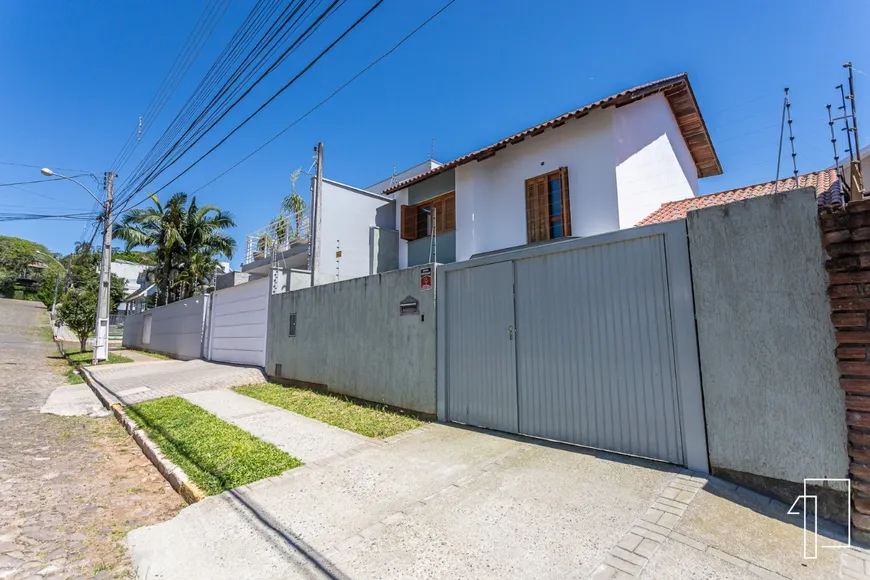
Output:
(0, 176), (89, 187)
(186, 0), (461, 195)
(115, 0), (296, 198)
(130, 0), (386, 203)
(110, 0), (234, 174)
(0, 211), (99, 222)
(0, 161), (92, 173)
(116, 0), (343, 208)
(113, 0), (303, 206)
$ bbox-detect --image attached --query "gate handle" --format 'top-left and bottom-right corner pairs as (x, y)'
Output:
(508, 325), (514, 340)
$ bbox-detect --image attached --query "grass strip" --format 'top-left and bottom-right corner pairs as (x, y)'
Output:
(126, 396), (301, 495)
(66, 368), (85, 385)
(65, 348), (133, 366)
(234, 383), (423, 439)
(56, 348), (132, 385)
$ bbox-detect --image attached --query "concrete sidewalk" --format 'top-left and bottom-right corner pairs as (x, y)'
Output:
(40, 383), (109, 417)
(183, 390), (371, 463)
(125, 418), (863, 580)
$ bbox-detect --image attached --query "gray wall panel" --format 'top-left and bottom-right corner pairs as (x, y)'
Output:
(126, 295), (207, 359)
(267, 265), (437, 414)
(688, 187), (846, 485)
(408, 231), (456, 267)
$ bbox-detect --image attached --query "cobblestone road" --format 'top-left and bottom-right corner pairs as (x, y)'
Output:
(0, 299), (184, 579)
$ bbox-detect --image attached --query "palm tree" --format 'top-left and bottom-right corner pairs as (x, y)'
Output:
(281, 169), (307, 239)
(114, 192), (236, 303)
(114, 193), (186, 304)
(273, 215), (288, 246)
(177, 198), (236, 297)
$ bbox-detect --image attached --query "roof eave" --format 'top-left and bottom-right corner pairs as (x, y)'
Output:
(383, 74), (721, 194)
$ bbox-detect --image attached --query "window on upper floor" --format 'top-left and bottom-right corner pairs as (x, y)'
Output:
(525, 167), (572, 243)
(400, 192), (456, 241)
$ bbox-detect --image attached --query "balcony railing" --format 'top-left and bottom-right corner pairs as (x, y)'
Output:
(243, 209), (310, 265)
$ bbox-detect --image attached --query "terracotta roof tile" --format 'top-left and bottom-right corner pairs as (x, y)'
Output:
(383, 73), (722, 194)
(635, 168), (842, 226)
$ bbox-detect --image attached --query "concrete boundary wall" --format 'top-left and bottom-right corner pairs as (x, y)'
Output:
(267, 265), (437, 414)
(122, 295), (209, 360)
(688, 188), (847, 515)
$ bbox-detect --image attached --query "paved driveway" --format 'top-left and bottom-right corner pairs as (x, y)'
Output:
(126, 420), (861, 579)
(85, 359), (265, 405)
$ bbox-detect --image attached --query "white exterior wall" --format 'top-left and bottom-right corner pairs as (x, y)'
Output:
(454, 108), (620, 261)
(111, 261), (149, 295)
(316, 179), (396, 281)
(207, 277), (270, 367)
(613, 93), (700, 228)
(396, 97), (703, 265)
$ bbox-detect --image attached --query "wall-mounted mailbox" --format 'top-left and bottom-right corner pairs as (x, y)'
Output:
(399, 295), (419, 316)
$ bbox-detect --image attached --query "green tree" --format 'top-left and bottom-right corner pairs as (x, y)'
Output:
(0, 235), (64, 301)
(114, 192), (236, 303)
(281, 169), (307, 239)
(57, 287), (97, 351)
(60, 243), (126, 313)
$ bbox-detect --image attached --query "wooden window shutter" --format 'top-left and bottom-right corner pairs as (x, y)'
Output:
(443, 194), (456, 232)
(560, 166), (572, 237)
(431, 197), (443, 234)
(400, 205), (417, 241)
(525, 177), (549, 243)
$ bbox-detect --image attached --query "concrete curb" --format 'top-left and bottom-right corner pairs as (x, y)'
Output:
(81, 367), (206, 505)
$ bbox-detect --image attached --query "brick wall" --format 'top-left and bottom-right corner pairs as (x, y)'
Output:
(820, 200), (870, 536)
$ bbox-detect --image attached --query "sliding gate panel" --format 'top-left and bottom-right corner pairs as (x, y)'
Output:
(445, 261), (518, 432)
(513, 235), (684, 464)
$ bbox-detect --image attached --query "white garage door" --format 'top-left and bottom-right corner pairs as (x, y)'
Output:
(207, 278), (269, 367)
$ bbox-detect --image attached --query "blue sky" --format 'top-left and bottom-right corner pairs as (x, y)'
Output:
(0, 0), (866, 265)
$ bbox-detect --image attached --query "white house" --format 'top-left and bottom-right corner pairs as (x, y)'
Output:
(111, 260), (154, 313)
(384, 73), (721, 268)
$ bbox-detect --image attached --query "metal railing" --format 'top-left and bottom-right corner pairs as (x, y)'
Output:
(243, 209), (310, 265)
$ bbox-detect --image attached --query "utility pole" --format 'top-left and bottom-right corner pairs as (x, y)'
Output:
(845, 63), (865, 197)
(93, 171), (114, 364)
(309, 142), (323, 288)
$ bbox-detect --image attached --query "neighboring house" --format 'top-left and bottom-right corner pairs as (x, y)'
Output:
(240, 162), (438, 284)
(111, 260), (152, 313)
(366, 160), (441, 195)
(637, 168), (843, 226)
(383, 73), (722, 268)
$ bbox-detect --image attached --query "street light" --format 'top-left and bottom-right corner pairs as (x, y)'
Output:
(35, 250), (67, 317)
(40, 166), (116, 364)
(40, 168), (103, 206)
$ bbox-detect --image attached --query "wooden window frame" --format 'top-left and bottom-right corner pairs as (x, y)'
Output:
(525, 167), (571, 244)
(400, 191), (456, 241)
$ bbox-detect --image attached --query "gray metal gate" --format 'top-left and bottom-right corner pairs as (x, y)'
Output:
(445, 261), (518, 432)
(437, 221), (708, 471)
